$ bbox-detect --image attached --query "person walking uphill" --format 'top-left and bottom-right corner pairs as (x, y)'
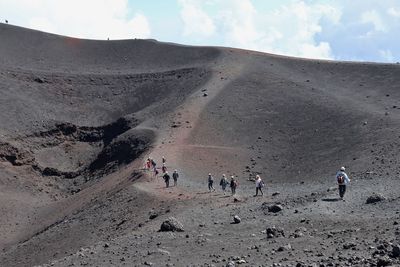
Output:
(163, 171), (171, 188)
(336, 166), (350, 200)
(162, 163), (167, 174)
(220, 174), (228, 194)
(254, 175), (264, 196)
(172, 169), (179, 186)
(230, 176), (238, 195)
(208, 173), (215, 192)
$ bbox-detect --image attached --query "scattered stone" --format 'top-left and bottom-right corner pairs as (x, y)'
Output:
(272, 192), (280, 196)
(233, 215), (241, 224)
(343, 243), (356, 250)
(203, 93), (208, 97)
(159, 217), (184, 232)
(392, 244), (400, 258)
(268, 204), (283, 213)
(277, 243), (292, 252)
(34, 77), (45, 83)
(266, 226), (285, 238)
(237, 259), (246, 264)
(226, 261), (235, 267)
(144, 261), (153, 266)
(366, 193), (386, 204)
(376, 256), (392, 267)
(149, 211), (158, 220)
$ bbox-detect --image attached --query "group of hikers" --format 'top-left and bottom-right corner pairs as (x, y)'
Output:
(145, 156), (351, 200)
(207, 173), (240, 195)
(145, 156), (179, 188)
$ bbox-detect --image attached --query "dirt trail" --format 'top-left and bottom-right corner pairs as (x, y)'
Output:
(133, 51), (248, 198)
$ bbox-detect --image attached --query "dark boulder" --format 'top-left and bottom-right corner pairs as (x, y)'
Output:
(266, 226), (285, 238)
(366, 194), (386, 204)
(268, 204), (283, 213)
(160, 217), (184, 232)
(233, 215), (241, 224)
(392, 244), (400, 258)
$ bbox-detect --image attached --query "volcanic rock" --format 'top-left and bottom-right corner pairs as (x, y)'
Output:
(266, 226), (285, 238)
(160, 217), (184, 232)
(277, 243), (292, 252)
(268, 204), (283, 213)
(376, 256), (392, 267)
(392, 244), (400, 258)
(233, 215), (241, 224)
(149, 210), (158, 220)
(366, 194), (386, 204)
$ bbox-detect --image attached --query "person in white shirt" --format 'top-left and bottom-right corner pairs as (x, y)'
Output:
(254, 175), (264, 196)
(335, 166), (351, 200)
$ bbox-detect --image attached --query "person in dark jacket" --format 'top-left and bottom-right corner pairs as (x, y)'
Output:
(230, 176), (238, 195)
(219, 174), (228, 194)
(172, 169), (179, 186)
(208, 173), (215, 192)
(163, 171), (171, 188)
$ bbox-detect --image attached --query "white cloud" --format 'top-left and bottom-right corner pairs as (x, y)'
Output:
(361, 10), (387, 32)
(388, 7), (400, 18)
(178, 0), (216, 38)
(379, 49), (394, 62)
(0, 0), (151, 39)
(214, 0), (340, 59)
(219, 0), (260, 49)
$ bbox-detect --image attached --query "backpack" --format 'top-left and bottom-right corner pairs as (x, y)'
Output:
(337, 173), (345, 184)
(259, 180), (265, 188)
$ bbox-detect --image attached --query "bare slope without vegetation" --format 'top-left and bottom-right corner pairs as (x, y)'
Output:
(0, 24), (399, 267)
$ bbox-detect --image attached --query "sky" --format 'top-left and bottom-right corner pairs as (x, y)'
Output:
(0, 0), (399, 63)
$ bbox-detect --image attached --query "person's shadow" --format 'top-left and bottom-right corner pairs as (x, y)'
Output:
(322, 198), (341, 202)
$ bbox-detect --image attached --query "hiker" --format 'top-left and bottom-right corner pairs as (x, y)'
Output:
(162, 163), (167, 174)
(5, 20), (8, 24)
(172, 169), (179, 186)
(219, 174), (228, 194)
(154, 167), (159, 177)
(151, 158), (157, 171)
(146, 158), (151, 170)
(335, 166), (350, 200)
(208, 173), (215, 192)
(230, 176), (238, 195)
(163, 171), (170, 188)
(254, 175), (264, 196)
(162, 156), (166, 164)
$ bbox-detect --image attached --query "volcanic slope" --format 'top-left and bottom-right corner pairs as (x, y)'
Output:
(0, 23), (400, 266)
